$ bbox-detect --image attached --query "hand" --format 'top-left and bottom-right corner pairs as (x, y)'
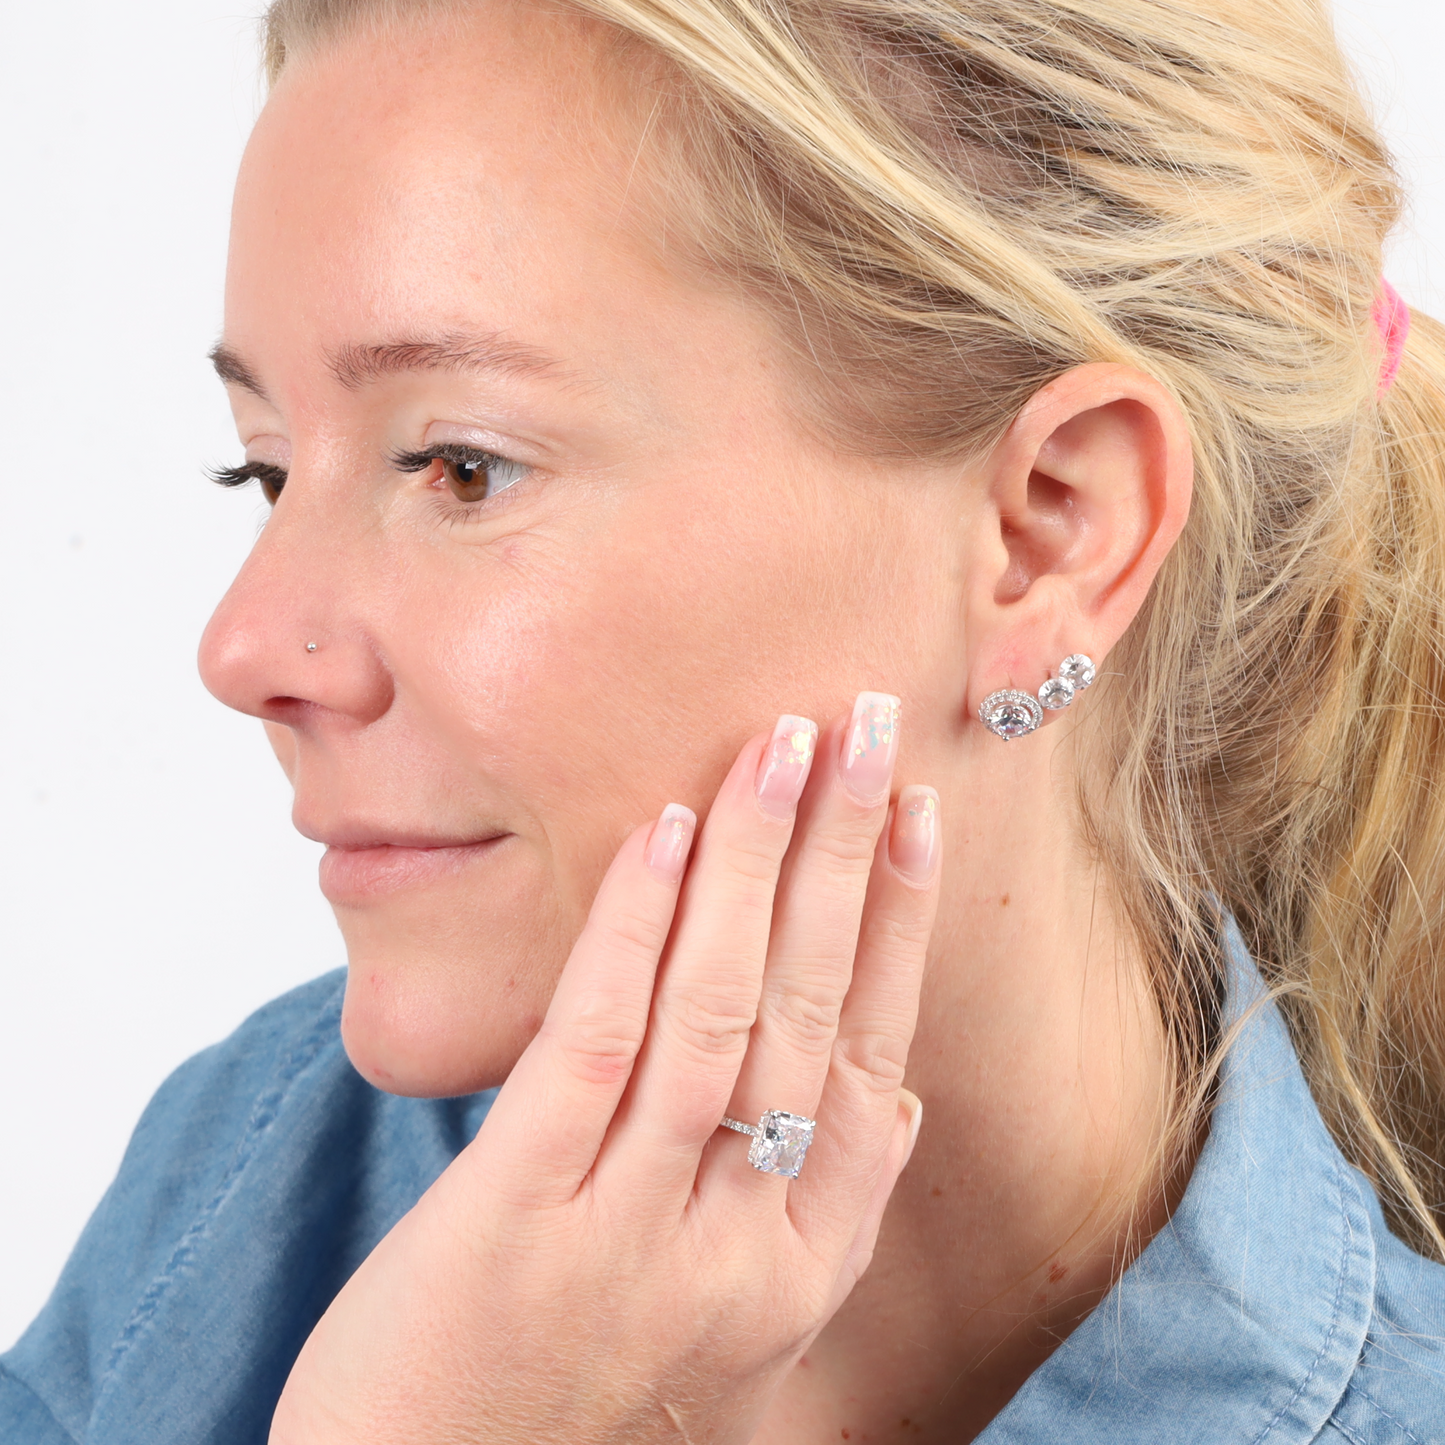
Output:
(271, 694), (941, 1444)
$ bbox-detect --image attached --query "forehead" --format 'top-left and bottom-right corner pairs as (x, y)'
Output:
(224, 3), (763, 402)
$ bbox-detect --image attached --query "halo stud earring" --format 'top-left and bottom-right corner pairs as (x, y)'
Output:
(978, 688), (1044, 740)
(980, 654), (1097, 739)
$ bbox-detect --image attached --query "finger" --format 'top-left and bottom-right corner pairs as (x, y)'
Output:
(785, 786), (940, 1239)
(714, 694), (900, 1184)
(464, 805), (696, 1208)
(599, 716), (818, 1184)
(830, 1090), (924, 1310)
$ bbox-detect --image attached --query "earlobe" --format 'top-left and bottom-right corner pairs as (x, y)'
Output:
(966, 363), (1192, 734)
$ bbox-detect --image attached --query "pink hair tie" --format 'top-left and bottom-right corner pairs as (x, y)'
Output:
(1373, 278), (1409, 397)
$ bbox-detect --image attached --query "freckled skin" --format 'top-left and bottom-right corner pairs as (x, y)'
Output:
(203, 7), (971, 1097)
(200, 5), (1194, 1440)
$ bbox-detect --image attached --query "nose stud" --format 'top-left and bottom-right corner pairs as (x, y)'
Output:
(305, 642), (318, 653)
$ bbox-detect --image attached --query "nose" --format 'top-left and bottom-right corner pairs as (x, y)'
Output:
(199, 496), (395, 730)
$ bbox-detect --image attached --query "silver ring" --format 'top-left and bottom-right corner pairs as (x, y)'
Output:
(719, 1109), (816, 1179)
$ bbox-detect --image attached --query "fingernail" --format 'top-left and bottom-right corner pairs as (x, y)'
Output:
(839, 692), (901, 804)
(898, 1088), (924, 1167)
(889, 786), (939, 884)
(645, 804), (696, 882)
(755, 715), (819, 819)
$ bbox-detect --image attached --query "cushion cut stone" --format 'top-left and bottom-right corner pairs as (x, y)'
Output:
(748, 1110), (816, 1178)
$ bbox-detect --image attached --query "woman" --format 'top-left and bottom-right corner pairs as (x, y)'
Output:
(4, 0), (1444, 1439)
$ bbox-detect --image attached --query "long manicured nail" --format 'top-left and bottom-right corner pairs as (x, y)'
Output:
(890, 786), (939, 884)
(840, 692), (901, 804)
(756, 715), (819, 819)
(645, 804), (696, 882)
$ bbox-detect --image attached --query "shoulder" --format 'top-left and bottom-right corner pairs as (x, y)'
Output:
(2, 971), (495, 1444)
(70, 969), (357, 1278)
(122, 968), (351, 1185)
(1326, 1196), (1445, 1444)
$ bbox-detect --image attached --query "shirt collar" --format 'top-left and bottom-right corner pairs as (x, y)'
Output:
(979, 916), (1377, 1443)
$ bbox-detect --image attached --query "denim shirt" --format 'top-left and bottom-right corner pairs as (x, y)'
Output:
(5, 921), (1445, 1443)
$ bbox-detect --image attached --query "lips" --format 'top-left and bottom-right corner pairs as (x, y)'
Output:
(317, 834), (510, 904)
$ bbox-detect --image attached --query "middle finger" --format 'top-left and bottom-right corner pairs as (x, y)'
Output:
(721, 692), (900, 1152)
(598, 712), (820, 1180)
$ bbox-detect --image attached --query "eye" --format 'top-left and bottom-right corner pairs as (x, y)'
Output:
(207, 460), (287, 504)
(391, 444), (530, 504)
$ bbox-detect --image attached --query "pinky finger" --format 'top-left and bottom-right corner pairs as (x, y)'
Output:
(828, 1090), (924, 1315)
(462, 806), (697, 1208)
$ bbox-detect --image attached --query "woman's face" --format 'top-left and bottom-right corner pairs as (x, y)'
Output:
(201, 2), (974, 1095)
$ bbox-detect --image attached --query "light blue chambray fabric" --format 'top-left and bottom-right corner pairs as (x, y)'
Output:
(4, 921), (1444, 1443)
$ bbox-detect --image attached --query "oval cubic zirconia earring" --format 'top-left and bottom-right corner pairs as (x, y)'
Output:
(978, 689), (1043, 740)
(979, 654), (1095, 741)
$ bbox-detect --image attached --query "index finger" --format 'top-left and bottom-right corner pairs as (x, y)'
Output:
(462, 805), (696, 1210)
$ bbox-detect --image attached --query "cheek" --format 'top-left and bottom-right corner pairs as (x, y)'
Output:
(393, 478), (893, 827)
(337, 472), (930, 1096)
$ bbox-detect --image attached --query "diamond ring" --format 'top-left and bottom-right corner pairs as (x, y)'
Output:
(719, 1110), (817, 1179)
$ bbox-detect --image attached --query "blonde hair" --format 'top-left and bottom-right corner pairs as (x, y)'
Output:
(264, 0), (1445, 1255)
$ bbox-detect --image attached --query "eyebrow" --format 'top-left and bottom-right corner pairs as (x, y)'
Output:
(208, 331), (572, 400)
(329, 332), (568, 391)
(209, 343), (269, 399)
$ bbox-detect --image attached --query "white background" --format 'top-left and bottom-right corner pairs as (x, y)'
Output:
(0, 1), (1441, 1352)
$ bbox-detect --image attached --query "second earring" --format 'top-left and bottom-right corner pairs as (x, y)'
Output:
(978, 654), (1095, 741)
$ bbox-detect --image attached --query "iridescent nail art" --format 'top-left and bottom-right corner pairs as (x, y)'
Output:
(840, 691), (902, 802)
(645, 803), (697, 882)
(756, 715), (819, 819)
(890, 785), (939, 883)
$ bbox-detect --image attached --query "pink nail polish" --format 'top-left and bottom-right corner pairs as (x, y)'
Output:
(840, 692), (901, 803)
(756, 715), (819, 819)
(890, 785), (939, 883)
(645, 804), (696, 882)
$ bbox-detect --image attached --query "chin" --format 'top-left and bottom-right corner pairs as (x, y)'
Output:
(331, 874), (561, 1098)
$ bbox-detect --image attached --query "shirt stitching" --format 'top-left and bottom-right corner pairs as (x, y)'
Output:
(1325, 1416), (1366, 1445)
(1343, 1383), (1426, 1445)
(97, 985), (345, 1390)
(1248, 1157), (1354, 1445)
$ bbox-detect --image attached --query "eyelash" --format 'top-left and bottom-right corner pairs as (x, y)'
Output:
(206, 444), (529, 512)
(207, 460), (288, 504)
(389, 443), (530, 507)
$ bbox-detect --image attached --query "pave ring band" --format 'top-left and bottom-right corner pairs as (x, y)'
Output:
(719, 1109), (817, 1179)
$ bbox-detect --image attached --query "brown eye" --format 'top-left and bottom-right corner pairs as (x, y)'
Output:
(437, 450), (529, 502)
(441, 454), (491, 502)
(390, 445), (530, 502)
(207, 460), (288, 504)
(256, 466), (286, 505)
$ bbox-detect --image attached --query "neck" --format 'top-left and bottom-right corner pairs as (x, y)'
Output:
(759, 735), (1179, 1442)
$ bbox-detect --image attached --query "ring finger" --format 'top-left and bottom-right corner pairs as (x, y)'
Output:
(710, 692), (902, 1186)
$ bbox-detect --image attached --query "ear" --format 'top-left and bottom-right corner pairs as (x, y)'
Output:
(964, 363), (1192, 722)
